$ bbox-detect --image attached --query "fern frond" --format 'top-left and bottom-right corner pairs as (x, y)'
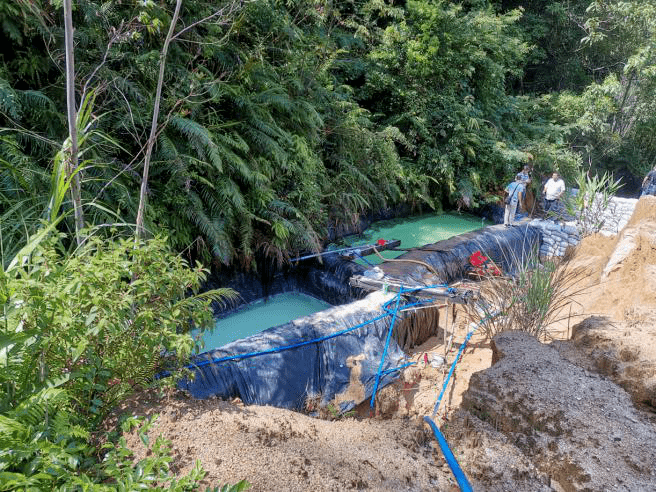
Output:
(0, 78), (21, 119)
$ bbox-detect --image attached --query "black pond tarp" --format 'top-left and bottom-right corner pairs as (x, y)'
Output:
(181, 223), (543, 411)
(179, 291), (405, 412)
(203, 250), (368, 318)
(380, 223), (542, 285)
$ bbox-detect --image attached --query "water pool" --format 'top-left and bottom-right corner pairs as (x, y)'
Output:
(197, 292), (332, 352)
(341, 212), (490, 265)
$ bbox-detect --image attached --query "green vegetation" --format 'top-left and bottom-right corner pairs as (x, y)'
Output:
(1, 0), (653, 488)
(0, 230), (244, 489)
(563, 169), (623, 236)
(4, 0), (649, 269)
(465, 247), (587, 340)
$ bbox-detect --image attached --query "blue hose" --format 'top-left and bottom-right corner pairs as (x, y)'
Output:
(370, 287), (404, 411)
(423, 416), (473, 492)
(432, 311), (499, 417)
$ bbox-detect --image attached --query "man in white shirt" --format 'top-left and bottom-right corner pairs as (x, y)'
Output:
(543, 171), (565, 219)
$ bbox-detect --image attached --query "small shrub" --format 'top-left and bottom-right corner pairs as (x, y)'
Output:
(464, 245), (587, 340)
(563, 169), (623, 236)
(5, 233), (235, 422)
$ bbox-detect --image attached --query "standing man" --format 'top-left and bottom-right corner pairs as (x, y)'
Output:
(517, 164), (533, 211)
(504, 174), (525, 227)
(641, 166), (656, 196)
(543, 171), (565, 219)
(517, 165), (532, 185)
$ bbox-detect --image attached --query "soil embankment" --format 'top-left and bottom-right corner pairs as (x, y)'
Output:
(119, 196), (656, 491)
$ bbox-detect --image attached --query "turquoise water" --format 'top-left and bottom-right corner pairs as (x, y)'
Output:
(197, 213), (487, 350)
(197, 292), (332, 352)
(341, 212), (490, 265)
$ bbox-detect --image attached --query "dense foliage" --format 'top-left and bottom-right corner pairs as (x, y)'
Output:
(0, 231), (245, 489)
(6, 0), (644, 268)
(498, 0), (656, 188)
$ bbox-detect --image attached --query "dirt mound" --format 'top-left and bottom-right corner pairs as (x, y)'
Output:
(457, 331), (656, 491)
(625, 194), (656, 228)
(557, 312), (656, 410)
(569, 195), (656, 320)
(118, 392), (455, 491)
(574, 232), (616, 261)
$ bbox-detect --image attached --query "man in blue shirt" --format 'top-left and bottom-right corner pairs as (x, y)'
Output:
(517, 165), (531, 185)
(504, 174), (525, 227)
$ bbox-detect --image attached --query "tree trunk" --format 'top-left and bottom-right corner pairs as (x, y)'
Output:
(135, 0), (183, 239)
(63, 0), (84, 244)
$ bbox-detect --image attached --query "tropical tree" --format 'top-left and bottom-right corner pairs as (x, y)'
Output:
(360, 1), (534, 207)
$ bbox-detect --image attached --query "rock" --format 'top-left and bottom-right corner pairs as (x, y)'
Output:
(550, 478), (567, 492)
(461, 331), (656, 491)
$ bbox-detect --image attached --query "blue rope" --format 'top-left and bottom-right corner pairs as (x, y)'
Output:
(431, 329), (476, 417)
(188, 312), (390, 369)
(189, 284), (447, 371)
(187, 281), (473, 417)
(354, 251), (375, 266)
(380, 283), (449, 313)
(370, 287), (404, 411)
(423, 416), (473, 492)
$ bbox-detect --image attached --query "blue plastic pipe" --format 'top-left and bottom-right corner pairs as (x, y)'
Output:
(423, 416), (473, 492)
(432, 311), (499, 417)
(370, 287), (404, 411)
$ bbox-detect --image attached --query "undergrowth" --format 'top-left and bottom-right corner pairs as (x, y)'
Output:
(0, 229), (247, 490)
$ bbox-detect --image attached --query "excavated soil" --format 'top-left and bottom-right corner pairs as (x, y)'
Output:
(117, 196), (656, 491)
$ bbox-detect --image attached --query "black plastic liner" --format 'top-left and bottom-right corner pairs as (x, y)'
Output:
(180, 291), (404, 412)
(205, 251), (368, 318)
(183, 224), (542, 411)
(380, 223), (542, 285)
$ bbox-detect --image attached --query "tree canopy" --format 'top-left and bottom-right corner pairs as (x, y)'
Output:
(0, 0), (652, 267)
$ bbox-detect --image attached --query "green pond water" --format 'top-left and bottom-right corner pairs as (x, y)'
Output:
(197, 292), (332, 352)
(198, 212), (488, 351)
(339, 212), (490, 265)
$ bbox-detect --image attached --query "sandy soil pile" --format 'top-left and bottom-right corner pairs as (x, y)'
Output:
(118, 196), (656, 491)
(116, 391), (456, 491)
(570, 195), (656, 318)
